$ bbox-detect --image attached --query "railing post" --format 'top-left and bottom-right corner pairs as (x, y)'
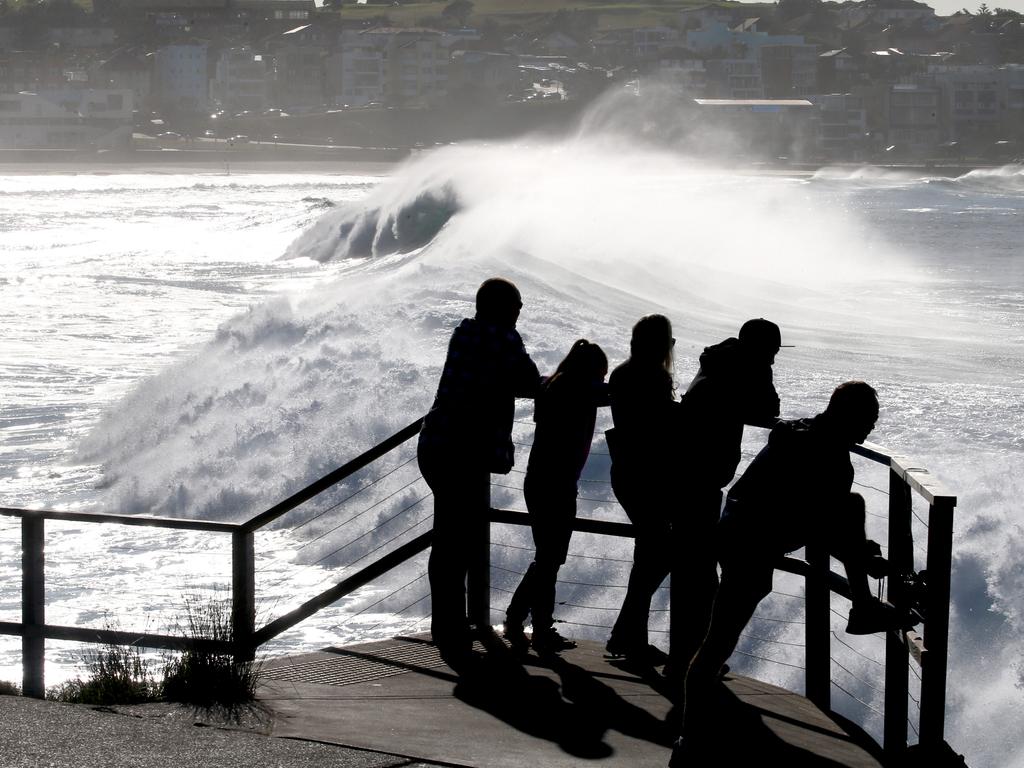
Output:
(232, 530), (256, 661)
(804, 542), (830, 709)
(22, 515), (45, 699)
(919, 497), (955, 749)
(884, 468), (912, 755)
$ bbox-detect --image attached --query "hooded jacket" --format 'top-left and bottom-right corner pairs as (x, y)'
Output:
(418, 317), (541, 474)
(680, 337), (780, 489)
(721, 415), (854, 556)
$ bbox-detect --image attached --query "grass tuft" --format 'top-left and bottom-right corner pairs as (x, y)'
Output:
(0, 680), (21, 696)
(47, 640), (159, 705)
(161, 595), (261, 711)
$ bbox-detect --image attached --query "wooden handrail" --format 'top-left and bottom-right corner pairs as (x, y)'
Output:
(0, 506), (240, 533)
(1, 411), (958, 765)
(253, 530), (433, 646)
(240, 417), (424, 534)
(0, 621), (234, 654)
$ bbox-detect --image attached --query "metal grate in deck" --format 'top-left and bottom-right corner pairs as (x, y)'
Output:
(262, 638), (466, 687)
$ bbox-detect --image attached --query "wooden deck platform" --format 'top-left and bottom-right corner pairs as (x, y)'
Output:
(258, 635), (885, 767)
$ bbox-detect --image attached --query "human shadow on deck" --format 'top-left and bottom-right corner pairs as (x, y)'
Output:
(682, 682), (853, 767)
(453, 651), (673, 760)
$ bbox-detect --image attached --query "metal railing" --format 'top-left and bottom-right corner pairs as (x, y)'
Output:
(0, 415), (955, 761)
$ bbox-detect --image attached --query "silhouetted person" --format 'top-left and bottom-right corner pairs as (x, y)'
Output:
(504, 340), (609, 656)
(418, 277), (541, 670)
(666, 319), (782, 681)
(673, 382), (912, 763)
(605, 314), (678, 665)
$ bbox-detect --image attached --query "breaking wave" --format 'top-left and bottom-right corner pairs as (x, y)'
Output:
(76, 140), (1024, 768)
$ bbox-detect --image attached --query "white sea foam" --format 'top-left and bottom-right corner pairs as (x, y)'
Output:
(1, 143), (1021, 767)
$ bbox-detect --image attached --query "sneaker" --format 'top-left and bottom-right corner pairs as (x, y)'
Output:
(532, 627), (577, 654)
(846, 599), (918, 635)
(606, 639), (669, 667)
(503, 622), (529, 652)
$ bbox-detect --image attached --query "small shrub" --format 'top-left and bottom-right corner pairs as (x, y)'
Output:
(48, 641), (159, 704)
(0, 680), (21, 696)
(161, 595), (261, 709)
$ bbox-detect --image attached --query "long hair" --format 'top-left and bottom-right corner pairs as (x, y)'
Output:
(628, 314), (674, 374)
(546, 339), (608, 391)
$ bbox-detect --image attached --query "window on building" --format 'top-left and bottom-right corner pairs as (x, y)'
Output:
(954, 90), (975, 108)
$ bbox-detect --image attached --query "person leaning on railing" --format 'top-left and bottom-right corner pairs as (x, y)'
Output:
(604, 314), (679, 666)
(417, 277), (542, 673)
(503, 339), (609, 656)
(664, 318), (784, 684)
(671, 381), (918, 765)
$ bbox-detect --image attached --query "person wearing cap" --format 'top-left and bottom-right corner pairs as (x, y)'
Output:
(671, 381), (914, 764)
(664, 318), (783, 682)
(418, 277), (541, 671)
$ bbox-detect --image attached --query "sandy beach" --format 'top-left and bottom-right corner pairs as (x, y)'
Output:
(0, 145), (410, 176)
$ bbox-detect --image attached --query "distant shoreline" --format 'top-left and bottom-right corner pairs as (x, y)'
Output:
(0, 146), (1008, 178)
(0, 145), (409, 176)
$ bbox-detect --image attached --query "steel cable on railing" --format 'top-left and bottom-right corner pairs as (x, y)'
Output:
(733, 648), (806, 670)
(507, 467), (614, 487)
(908, 687), (922, 710)
(287, 454), (419, 535)
(831, 655), (886, 695)
(256, 519), (433, 627)
(286, 474), (427, 557)
(770, 589), (806, 601)
(491, 539), (635, 565)
(491, 562), (670, 593)
(852, 479), (890, 498)
(260, 492), (432, 594)
(490, 480), (619, 505)
(740, 632), (806, 649)
(362, 591), (432, 636)
(910, 506), (930, 530)
(334, 571), (428, 635)
(256, 475), (427, 580)
(830, 631), (885, 668)
(557, 617), (651, 632)
(831, 678), (885, 717)
(749, 614), (806, 626)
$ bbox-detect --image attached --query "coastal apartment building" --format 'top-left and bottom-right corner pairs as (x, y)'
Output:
(813, 93), (869, 158)
(153, 42), (209, 112)
(885, 83), (941, 153)
(923, 64), (1024, 145)
(0, 88), (133, 148)
(337, 28), (450, 108)
(210, 47), (272, 113)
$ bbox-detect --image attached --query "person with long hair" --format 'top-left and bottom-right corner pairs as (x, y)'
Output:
(605, 314), (678, 665)
(504, 339), (609, 655)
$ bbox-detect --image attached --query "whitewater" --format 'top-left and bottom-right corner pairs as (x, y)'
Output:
(1, 143), (1022, 767)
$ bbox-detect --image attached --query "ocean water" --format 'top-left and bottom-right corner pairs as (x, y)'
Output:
(0, 146), (1022, 767)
